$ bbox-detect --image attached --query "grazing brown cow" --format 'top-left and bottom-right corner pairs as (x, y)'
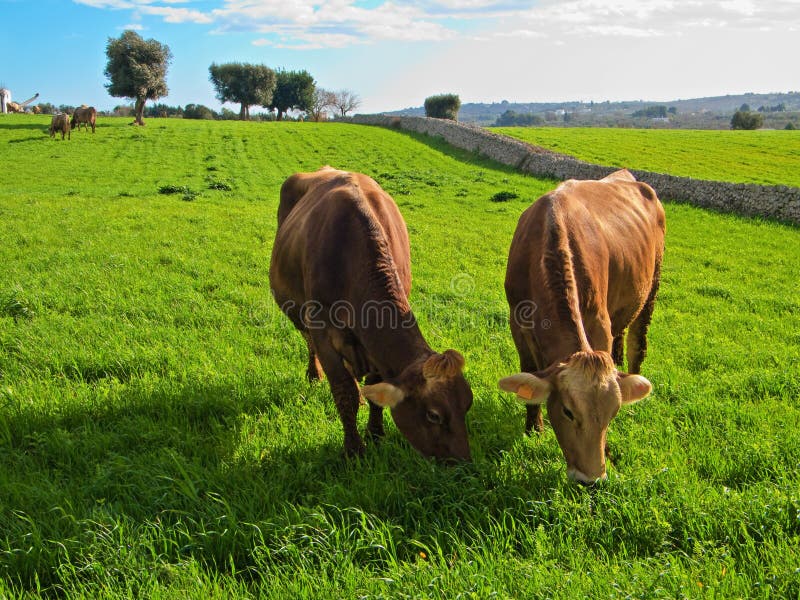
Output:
(270, 166), (473, 461)
(499, 169), (665, 484)
(71, 106), (96, 133)
(49, 113), (70, 140)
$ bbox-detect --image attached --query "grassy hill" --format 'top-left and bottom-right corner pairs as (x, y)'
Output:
(0, 115), (798, 598)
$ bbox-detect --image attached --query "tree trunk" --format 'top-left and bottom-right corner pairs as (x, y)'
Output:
(277, 109), (284, 121)
(240, 103), (249, 120)
(133, 97), (146, 126)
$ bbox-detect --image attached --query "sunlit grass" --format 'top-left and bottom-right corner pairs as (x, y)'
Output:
(0, 114), (798, 598)
(493, 126), (800, 187)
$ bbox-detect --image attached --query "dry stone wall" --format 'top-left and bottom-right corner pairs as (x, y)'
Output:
(350, 114), (800, 225)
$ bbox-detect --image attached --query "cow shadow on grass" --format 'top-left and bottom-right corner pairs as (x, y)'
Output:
(0, 122), (53, 132)
(7, 135), (48, 144)
(0, 373), (640, 592)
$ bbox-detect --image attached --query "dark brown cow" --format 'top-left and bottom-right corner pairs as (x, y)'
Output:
(49, 113), (70, 140)
(499, 169), (665, 484)
(71, 106), (96, 133)
(270, 166), (473, 461)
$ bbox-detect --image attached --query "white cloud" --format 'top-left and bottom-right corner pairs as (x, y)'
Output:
(74, 0), (136, 7)
(75, 0), (800, 47)
(211, 1), (457, 44)
(503, 0), (800, 39)
(139, 5), (212, 23)
(254, 31), (360, 49)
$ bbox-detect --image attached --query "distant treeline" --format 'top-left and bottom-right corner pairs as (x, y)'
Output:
(29, 102), (309, 121)
(631, 105), (677, 118)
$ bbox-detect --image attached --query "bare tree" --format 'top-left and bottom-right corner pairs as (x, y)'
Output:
(307, 88), (335, 122)
(331, 89), (361, 118)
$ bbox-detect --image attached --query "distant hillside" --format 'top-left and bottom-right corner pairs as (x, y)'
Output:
(385, 92), (800, 129)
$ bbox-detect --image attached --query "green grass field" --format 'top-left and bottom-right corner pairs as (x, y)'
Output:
(493, 126), (800, 188)
(1, 115), (799, 598)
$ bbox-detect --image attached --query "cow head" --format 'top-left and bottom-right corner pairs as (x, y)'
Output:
(499, 351), (651, 484)
(362, 350), (472, 462)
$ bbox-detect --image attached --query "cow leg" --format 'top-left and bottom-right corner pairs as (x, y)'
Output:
(511, 322), (544, 435)
(312, 334), (365, 457)
(626, 262), (662, 374)
(364, 372), (385, 443)
(302, 332), (324, 381)
(525, 405), (543, 436)
(611, 334), (625, 368)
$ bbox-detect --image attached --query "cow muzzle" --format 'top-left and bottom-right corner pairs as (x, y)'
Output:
(567, 468), (607, 486)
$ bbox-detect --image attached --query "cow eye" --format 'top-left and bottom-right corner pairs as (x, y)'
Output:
(426, 409), (443, 425)
(562, 406), (575, 421)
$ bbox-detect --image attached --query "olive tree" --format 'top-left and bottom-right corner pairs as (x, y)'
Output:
(268, 70), (315, 121)
(104, 30), (172, 126)
(209, 62), (276, 120)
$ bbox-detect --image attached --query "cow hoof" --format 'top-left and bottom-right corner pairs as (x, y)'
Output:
(525, 423), (545, 436)
(343, 442), (366, 459)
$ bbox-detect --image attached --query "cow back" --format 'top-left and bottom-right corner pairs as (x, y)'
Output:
(506, 170), (665, 361)
(272, 167), (411, 312)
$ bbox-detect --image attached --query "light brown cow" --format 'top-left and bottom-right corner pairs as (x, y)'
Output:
(499, 169), (665, 484)
(71, 105), (97, 133)
(49, 113), (70, 140)
(270, 166), (473, 461)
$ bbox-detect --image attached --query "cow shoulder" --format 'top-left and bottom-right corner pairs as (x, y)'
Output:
(600, 169), (636, 184)
(278, 168), (340, 227)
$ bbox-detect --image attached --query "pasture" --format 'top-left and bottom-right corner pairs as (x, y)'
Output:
(493, 126), (800, 188)
(1, 114), (798, 598)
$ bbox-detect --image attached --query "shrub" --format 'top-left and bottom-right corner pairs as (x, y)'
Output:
(424, 94), (461, 120)
(158, 184), (199, 201)
(490, 191), (519, 202)
(785, 122), (797, 130)
(208, 181), (232, 191)
(183, 104), (217, 120)
(731, 110), (763, 130)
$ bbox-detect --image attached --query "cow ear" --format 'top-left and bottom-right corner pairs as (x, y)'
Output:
(498, 373), (551, 405)
(423, 350), (465, 381)
(362, 382), (405, 408)
(618, 373), (652, 404)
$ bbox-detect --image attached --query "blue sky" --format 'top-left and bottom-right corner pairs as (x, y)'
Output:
(1, 0), (798, 114)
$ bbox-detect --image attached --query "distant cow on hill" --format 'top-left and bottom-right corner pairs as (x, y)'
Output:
(270, 166), (473, 462)
(499, 169), (665, 484)
(71, 105), (96, 133)
(49, 113), (70, 140)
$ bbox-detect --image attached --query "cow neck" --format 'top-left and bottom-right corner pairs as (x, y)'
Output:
(356, 309), (433, 380)
(539, 205), (593, 363)
(349, 189), (433, 378)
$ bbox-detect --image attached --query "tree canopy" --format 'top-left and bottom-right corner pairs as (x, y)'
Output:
(493, 110), (543, 127)
(104, 30), (172, 126)
(208, 63), (276, 120)
(269, 70), (316, 121)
